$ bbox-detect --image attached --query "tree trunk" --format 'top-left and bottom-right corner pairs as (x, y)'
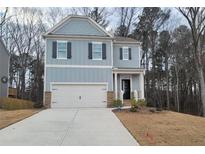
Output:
(145, 49), (149, 102)
(176, 76), (180, 112)
(175, 65), (180, 112)
(198, 66), (205, 116)
(20, 69), (26, 99)
(195, 41), (205, 116)
(165, 56), (170, 110)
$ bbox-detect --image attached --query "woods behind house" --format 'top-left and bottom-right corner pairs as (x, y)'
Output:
(0, 7), (205, 116)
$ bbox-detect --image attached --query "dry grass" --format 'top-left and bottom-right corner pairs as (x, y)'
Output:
(0, 98), (33, 110)
(114, 108), (205, 146)
(0, 109), (41, 129)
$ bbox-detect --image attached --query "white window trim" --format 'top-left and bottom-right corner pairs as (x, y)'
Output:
(57, 40), (67, 60)
(92, 42), (103, 60)
(122, 47), (129, 61)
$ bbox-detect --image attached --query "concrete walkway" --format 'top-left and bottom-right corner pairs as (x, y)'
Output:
(0, 108), (138, 146)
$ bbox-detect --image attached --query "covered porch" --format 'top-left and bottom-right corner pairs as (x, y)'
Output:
(112, 68), (145, 100)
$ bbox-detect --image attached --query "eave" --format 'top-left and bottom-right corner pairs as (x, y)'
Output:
(42, 34), (113, 40)
(113, 40), (141, 45)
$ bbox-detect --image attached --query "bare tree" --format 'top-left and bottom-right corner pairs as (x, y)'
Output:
(0, 7), (8, 36)
(44, 7), (71, 28)
(178, 7), (205, 116)
(115, 7), (139, 37)
(7, 8), (45, 100)
(74, 7), (110, 28)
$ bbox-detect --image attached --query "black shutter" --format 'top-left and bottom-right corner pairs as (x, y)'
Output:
(52, 41), (57, 59)
(129, 48), (132, 60)
(120, 48), (123, 60)
(102, 43), (106, 59)
(67, 42), (71, 59)
(88, 43), (92, 59)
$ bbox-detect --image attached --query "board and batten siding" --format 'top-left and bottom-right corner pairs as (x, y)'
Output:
(53, 18), (107, 36)
(113, 43), (141, 68)
(0, 41), (9, 97)
(132, 75), (140, 90)
(46, 39), (112, 66)
(45, 67), (113, 91)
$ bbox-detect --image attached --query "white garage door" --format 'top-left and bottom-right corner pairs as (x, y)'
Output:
(51, 84), (107, 108)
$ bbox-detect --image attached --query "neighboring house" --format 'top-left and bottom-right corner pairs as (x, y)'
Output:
(0, 39), (9, 98)
(43, 15), (144, 108)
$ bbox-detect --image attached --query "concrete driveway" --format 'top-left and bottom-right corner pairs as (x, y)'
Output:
(0, 108), (138, 146)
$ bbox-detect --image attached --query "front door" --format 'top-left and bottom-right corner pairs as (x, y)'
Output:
(122, 79), (130, 99)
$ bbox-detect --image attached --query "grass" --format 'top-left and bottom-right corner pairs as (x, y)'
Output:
(114, 107), (205, 146)
(0, 98), (33, 110)
(0, 109), (41, 129)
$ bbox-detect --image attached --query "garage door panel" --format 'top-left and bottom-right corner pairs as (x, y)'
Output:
(51, 84), (107, 108)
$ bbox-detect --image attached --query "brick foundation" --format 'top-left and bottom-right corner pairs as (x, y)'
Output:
(44, 91), (51, 108)
(107, 91), (114, 108)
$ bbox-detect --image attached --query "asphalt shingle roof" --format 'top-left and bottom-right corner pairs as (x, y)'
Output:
(114, 36), (139, 43)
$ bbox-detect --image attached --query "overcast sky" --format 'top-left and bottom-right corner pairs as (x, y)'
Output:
(0, 7), (188, 32)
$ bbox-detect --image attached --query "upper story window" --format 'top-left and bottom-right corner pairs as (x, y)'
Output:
(92, 42), (102, 60)
(57, 41), (67, 59)
(123, 47), (129, 60)
(120, 47), (131, 60)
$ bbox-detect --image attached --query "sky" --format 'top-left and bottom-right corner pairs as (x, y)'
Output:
(0, 7), (188, 33)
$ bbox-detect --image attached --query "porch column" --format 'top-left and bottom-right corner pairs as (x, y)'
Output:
(114, 72), (118, 99)
(139, 72), (145, 99)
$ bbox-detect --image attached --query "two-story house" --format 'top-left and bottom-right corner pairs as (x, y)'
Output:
(43, 15), (144, 108)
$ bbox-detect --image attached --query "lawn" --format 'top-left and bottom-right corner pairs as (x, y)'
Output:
(114, 108), (205, 146)
(0, 109), (41, 129)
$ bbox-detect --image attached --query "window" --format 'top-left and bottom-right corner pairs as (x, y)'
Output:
(123, 47), (129, 60)
(92, 42), (102, 60)
(57, 41), (67, 59)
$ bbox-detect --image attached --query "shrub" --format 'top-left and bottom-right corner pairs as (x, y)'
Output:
(0, 98), (33, 110)
(112, 99), (122, 108)
(137, 99), (147, 107)
(130, 98), (138, 112)
(33, 103), (43, 108)
(130, 98), (147, 112)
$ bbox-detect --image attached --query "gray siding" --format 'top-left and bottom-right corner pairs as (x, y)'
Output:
(0, 41), (9, 97)
(53, 18), (107, 36)
(46, 39), (112, 66)
(46, 67), (113, 91)
(113, 43), (140, 68)
(132, 74), (140, 90)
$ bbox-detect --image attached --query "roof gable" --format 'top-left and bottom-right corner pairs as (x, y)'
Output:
(46, 16), (112, 37)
